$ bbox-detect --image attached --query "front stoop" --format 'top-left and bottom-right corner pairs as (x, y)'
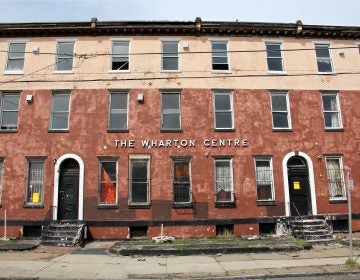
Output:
(41, 222), (86, 247)
(290, 217), (334, 243)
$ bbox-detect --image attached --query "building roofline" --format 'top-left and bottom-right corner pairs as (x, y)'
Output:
(0, 18), (359, 40)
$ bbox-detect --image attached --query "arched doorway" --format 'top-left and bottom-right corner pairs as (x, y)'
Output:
(287, 156), (311, 216)
(57, 158), (80, 220)
(53, 153), (84, 221)
(282, 151), (317, 216)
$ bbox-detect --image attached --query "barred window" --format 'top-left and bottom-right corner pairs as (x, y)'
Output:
(173, 160), (191, 204)
(326, 157), (346, 200)
(214, 158), (234, 202)
(255, 158), (275, 201)
(25, 159), (45, 205)
(99, 158), (118, 205)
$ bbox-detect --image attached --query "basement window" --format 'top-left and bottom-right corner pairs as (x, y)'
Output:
(130, 226), (148, 238)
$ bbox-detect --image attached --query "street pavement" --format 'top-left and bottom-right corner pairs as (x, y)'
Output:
(0, 241), (359, 279)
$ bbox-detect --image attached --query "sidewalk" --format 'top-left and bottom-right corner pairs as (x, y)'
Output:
(0, 240), (359, 279)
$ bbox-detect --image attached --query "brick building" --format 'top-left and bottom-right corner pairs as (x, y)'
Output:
(0, 18), (359, 240)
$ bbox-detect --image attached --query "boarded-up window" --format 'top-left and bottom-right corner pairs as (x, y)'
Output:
(99, 159), (117, 205)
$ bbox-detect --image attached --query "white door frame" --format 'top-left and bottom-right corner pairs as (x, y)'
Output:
(282, 151), (317, 216)
(53, 153), (84, 221)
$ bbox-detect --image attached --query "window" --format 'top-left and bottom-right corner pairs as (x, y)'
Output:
(265, 42), (284, 72)
(0, 159), (3, 206)
(213, 91), (233, 130)
(0, 92), (20, 131)
(315, 43), (333, 73)
(214, 158), (234, 203)
(6, 42), (26, 73)
(98, 158), (118, 205)
(321, 92), (342, 129)
(55, 41), (75, 71)
(270, 91), (291, 129)
(161, 91), (181, 130)
(211, 40), (229, 70)
(254, 158), (275, 201)
(162, 40), (179, 71)
(172, 158), (191, 205)
(50, 91), (70, 130)
(25, 158), (45, 206)
(108, 91), (128, 131)
(111, 40), (129, 71)
(326, 156), (346, 200)
(129, 156), (150, 205)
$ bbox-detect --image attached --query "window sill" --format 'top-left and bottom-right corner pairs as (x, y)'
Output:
(53, 70), (74, 74)
(257, 200), (276, 206)
(267, 71), (286, 75)
(48, 129), (69, 133)
(107, 129), (129, 133)
(272, 128), (293, 132)
(211, 70), (232, 74)
(161, 129), (183, 133)
(109, 70), (130, 73)
(318, 72), (335, 75)
(214, 128), (235, 132)
(0, 129), (17, 133)
(4, 71), (24, 75)
(160, 70), (181, 73)
(98, 204), (119, 209)
(172, 202), (193, 208)
(329, 198), (347, 204)
(129, 204), (151, 209)
(215, 201), (236, 208)
(325, 128), (344, 132)
(23, 203), (44, 208)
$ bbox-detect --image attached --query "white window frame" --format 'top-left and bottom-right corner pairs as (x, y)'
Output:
(161, 90), (181, 131)
(98, 157), (118, 206)
(213, 90), (234, 130)
(5, 40), (27, 74)
(325, 156), (346, 201)
(172, 157), (192, 205)
(270, 90), (292, 130)
(108, 90), (129, 131)
(49, 90), (71, 131)
(314, 42), (334, 74)
(54, 39), (76, 73)
(265, 41), (285, 73)
(210, 39), (230, 72)
(161, 39), (180, 72)
(214, 157), (234, 203)
(110, 39), (130, 72)
(129, 154), (151, 206)
(321, 91), (343, 129)
(0, 92), (20, 131)
(24, 157), (45, 206)
(254, 157), (275, 202)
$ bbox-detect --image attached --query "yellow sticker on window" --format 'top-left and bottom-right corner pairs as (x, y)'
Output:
(32, 192), (40, 203)
(293, 181), (300, 190)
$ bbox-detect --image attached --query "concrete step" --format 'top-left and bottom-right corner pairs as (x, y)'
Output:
(41, 223), (86, 247)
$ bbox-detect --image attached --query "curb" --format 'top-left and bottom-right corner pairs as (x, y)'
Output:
(109, 243), (312, 256)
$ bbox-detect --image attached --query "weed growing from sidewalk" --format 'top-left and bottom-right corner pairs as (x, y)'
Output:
(345, 258), (359, 268)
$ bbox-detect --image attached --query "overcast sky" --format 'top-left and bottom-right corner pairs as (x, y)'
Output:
(0, 0), (359, 26)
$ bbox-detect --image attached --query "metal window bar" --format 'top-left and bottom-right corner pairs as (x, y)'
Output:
(28, 166), (44, 203)
(215, 165), (233, 202)
(255, 168), (274, 201)
(173, 161), (191, 203)
(327, 167), (345, 198)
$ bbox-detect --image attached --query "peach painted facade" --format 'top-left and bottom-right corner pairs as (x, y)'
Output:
(0, 19), (359, 239)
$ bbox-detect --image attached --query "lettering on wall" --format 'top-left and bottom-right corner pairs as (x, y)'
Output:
(113, 138), (248, 148)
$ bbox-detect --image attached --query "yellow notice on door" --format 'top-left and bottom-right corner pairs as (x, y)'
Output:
(32, 192), (40, 203)
(293, 181), (301, 190)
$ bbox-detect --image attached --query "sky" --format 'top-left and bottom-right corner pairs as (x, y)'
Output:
(0, 0), (359, 26)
